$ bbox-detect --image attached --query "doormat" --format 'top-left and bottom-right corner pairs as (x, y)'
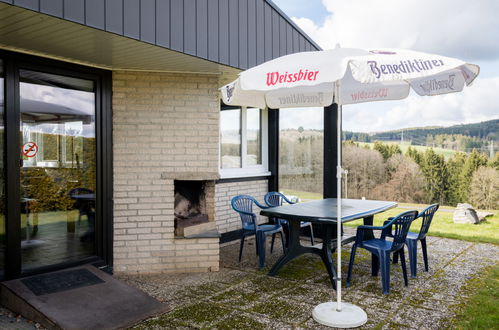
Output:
(21, 268), (105, 296)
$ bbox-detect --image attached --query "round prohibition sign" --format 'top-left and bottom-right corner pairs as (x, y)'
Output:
(22, 142), (38, 158)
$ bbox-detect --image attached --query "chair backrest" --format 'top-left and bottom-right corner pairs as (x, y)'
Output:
(264, 191), (295, 207)
(68, 187), (94, 197)
(231, 195), (261, 230)
(416, 203), (439, 240)
(391, 210), (418, 251)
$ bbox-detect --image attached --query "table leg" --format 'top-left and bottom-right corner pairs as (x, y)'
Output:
(269, 220), (320, 276)
(362, 215), (375, 241)
(319, 224), (337, 289)
(269, 221), (337, 290)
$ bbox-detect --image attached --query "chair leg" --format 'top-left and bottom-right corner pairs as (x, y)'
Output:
(399, 249), (409, 287)
(256, 232), (266, 268)
(346, 244), (357, 287)
(392, 250), (399, 264)
(255, 234), (260, 255)
(421, 238), (429, 272)
(238, 236), (245, 262)
(371, 254), (380, 277)
(406, 239), (418, 278)
(379, 252), (391, 294)
(309, 223), (315, 246)
(270, 233), (276, 253)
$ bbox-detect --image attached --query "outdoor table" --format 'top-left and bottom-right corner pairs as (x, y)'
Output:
(70, 193), (96, 201)
(260, 198), (397, 288)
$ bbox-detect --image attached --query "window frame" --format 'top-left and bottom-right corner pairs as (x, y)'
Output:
(219, 105), (270, 179)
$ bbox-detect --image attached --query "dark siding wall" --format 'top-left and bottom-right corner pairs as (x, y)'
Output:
(1, 0), (321, 69)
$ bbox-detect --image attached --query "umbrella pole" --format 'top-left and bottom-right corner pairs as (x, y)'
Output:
(312, 84), (367, 328)
(336, 105), (342, 312)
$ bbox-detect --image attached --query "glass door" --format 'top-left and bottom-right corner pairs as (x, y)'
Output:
(19, 69), (97, 271)
(0, 60), (5, 277)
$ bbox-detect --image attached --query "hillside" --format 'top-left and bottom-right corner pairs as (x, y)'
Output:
(344, 119), (498, 153)
(369, 119), (498, 142)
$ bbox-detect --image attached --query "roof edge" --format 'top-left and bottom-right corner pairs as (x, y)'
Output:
(265, 0), (323, 51)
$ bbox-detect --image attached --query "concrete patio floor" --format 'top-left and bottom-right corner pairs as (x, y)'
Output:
(121, 228), (499, 329)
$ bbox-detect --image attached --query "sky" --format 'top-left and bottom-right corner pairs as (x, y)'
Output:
(272, 0), (499, 132)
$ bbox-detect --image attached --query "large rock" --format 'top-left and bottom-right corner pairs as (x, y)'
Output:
(453, 203), (480, 224)
(476, 211), (494, 222)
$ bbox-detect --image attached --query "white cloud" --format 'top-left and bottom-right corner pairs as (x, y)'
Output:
(285, 0), (499, 132)
(293, 0), (499, 61)
(343, 76), (499, 132)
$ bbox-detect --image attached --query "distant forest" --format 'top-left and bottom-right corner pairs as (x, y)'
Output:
(343, 119), (498, 153)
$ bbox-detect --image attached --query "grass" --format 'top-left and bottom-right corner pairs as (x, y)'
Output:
(356, 141), (457, 159)
(451, 265), (499, 329)
(281, 189), (499, 245)
(281, 189), (323, 201)
(345, 206), (499, 245)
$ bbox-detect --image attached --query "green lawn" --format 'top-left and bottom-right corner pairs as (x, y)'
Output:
(280, 189), (499, 245)
(452, 265), (499, 329)
(356, 141), (457, 159)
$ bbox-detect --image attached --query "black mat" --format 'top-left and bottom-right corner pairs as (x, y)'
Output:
(21, 268), (105, 296)
(2, 265), (168, 330)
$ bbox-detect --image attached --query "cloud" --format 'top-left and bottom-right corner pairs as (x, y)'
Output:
(282, 0), (499, 132)
(342, 76), (499, 132)
(292, 0), (499, 61)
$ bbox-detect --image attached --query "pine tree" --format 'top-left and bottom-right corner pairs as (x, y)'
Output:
(447, 152), (467, 205)
(406, 146), (423, 166)
(461, 149), (488, 202)
(420, 148), (449, 204)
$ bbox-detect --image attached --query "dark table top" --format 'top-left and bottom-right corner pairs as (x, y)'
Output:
(70, 193), (95, 200)
(260, 198), (397, 223)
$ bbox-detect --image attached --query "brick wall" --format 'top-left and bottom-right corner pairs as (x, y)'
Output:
(112, 71), (220, 274)
(215, 180), (269, 233)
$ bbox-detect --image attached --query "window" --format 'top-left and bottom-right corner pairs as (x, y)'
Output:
(220, 105), (269, 178)
(279, 107), (324, 200)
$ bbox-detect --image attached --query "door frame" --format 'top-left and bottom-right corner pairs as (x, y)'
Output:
(1, 50), (113, 280)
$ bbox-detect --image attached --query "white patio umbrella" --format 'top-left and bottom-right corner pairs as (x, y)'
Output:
(220, 47), (479, 328)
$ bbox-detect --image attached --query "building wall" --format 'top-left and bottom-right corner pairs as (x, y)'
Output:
(215, 180), (269, 233)
(112, 70), (220, 274)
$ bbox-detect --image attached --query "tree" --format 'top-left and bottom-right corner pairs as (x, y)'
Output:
(469, 166), (499, 209)
(490, 152), (499, 171)
(420, 148), (449, 204)
(342, 145), (386, 199)
(374, 154), (425, 203)
(446, 152), (468, 205)
(373, 141), (401, 161)
(461, 149), (488, 201)
(406, 146), (423, 165)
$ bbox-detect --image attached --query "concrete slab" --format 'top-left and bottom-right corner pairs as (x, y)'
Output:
(1, 265), (168, 330)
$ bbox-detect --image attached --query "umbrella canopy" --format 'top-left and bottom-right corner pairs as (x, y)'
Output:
(20, 98), (94, 124)
(221, 48), (479, 108)
(219, 47), (480, 328)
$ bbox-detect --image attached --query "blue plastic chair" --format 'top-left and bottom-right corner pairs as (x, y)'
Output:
(231, 195), (285, 268)
(346, 210), (418, 294)
(385, 204), (439, 278)
(264, 192), (315, 247)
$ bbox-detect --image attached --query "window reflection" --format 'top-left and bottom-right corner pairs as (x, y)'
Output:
(279, 108), (324, 200)
(220, 108), (241, 168)
(247, 108), (261, 166)
(19, 69), (96, 271)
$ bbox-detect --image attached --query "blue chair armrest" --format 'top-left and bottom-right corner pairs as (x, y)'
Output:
(381, 218), (395, 239)
(357, 225), (385, 231)
(253, 199), (269, 209)
(280, 194), (296, 205)
(232, 209), (255, 217)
